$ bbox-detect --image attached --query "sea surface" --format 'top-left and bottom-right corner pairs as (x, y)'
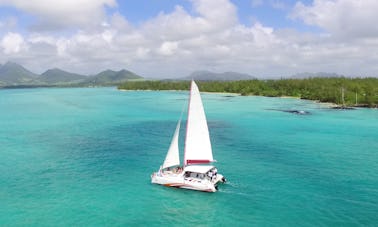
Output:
(1, 87), (377, 226)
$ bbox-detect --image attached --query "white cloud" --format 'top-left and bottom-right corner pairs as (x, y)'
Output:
(1, 32), (27, 54)
(141, 0), (237, 42)
(110, 12), (132, 32)
(141, 6), (208, 41)
(101, 30), (115, 43)
(0, 0), (117, 30)
(191, 0), (238, 29)
(56, 38), (71, 57)
(28, 34), (55, 45)
(158, 41), (179, 56)
(1, 0), (378, 78)
(292, 0), (378, 39)
(136, 47), (150, 59)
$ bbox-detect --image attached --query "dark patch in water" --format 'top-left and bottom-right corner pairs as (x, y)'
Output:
(208, 121), (232, 129)
(267, 108), (311, 115)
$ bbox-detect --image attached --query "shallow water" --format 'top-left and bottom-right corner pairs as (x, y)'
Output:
(1, 87), (377, 226)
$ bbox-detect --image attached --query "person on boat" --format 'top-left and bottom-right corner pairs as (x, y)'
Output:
(208, 171), (213, 180)
(158, 166), (163, 176)
(173, 167), (178, 173)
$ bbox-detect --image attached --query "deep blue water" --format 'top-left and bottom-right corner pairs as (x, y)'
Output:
(1, 87), (377, 226)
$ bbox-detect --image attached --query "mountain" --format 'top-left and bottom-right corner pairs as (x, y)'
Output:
(85, 69), (143, 85)
(0, 61), (144, 87)
(38, 68), (87, 84)
(291, 72), (344, 79)
(184, 71), (255, 81)
(0, 62), (38, 85)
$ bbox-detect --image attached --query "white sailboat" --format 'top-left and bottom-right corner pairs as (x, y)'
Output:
(151, 80), (226, 192)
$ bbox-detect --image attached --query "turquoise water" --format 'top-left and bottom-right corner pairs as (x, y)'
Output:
(1, 87), (377, 226)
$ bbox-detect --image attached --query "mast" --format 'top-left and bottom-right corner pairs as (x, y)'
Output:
(183, 81), (193, 166)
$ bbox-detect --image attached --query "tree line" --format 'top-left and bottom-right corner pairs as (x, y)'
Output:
(118, 78), (378, 107)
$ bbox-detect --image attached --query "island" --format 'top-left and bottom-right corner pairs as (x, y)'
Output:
(118, 78), (378, 108)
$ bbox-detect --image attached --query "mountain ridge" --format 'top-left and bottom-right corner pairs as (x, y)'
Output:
(1, 61), (363, 88)
(84, 69), (143, 85)
(0, 61), (38, 85)
(39, 68), (87, 84)
(0, 62), (143, 87)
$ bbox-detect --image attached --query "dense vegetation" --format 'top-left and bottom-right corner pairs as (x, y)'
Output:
(119, 78), (378, 107)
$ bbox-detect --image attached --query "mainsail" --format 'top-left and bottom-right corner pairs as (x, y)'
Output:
(184, 80), (214, 165)
(162, 120), (181, 169)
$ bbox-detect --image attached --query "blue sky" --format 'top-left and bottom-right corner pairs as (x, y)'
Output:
(113, 0), (315, 30)
(0, 0), (378, 78)
(114, 1), (192, 25)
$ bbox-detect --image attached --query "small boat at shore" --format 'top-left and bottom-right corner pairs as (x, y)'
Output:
(151, 80), (226, 192)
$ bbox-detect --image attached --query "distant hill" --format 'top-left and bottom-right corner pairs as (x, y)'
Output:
(183, 71), (255, 81)
(0, 62), (38, 85)
(0, 62), (144, 87)
(38, 68), (87, 84)
(85, 69), (143, 85)
(291, 72), (344, 79)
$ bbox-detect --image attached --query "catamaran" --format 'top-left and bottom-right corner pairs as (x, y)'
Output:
(151, 80), (226, 192)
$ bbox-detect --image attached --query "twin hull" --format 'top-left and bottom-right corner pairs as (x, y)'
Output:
(151, 172), (224, 192)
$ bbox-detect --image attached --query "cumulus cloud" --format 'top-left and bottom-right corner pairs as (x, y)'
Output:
(291, 0), (378, 39)
(0, 0), (117, 30)
(1, 32), (27, 54)
(158, 41), (179, 56)
(0, 0), (378, 77)
(141, 0), (237, 42)
(191, 0), (238, 29)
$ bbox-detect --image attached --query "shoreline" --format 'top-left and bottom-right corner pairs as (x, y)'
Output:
(118, 88), (378, 109)
(2, 86), (375, 109)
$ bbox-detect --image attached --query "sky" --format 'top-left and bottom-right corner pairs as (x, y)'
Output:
(0, 0), (378, 78)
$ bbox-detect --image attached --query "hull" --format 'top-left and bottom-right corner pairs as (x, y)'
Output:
(151, 172), (223, 192)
